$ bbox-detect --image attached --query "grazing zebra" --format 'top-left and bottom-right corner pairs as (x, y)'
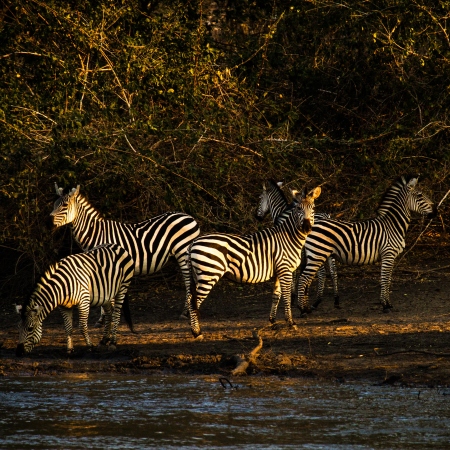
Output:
(255, 180), (339, 311)
(16, 243), (134, 355)
(51, 184), (200, 323)
(296, 175), (437, 314)
(187, 186), (321, 339)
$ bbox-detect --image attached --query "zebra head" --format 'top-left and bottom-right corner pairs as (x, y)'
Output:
(292, 186), (322, 233)
(404, 176), (437, 219)
(16, 302), (44, 356)
(51, 184), (80, 227)
(255, 180), (288, 222)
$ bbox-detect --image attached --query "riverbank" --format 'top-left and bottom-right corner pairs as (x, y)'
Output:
(1, 245), (450, 386)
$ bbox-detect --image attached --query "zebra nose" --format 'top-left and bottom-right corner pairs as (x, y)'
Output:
(302, 218), (312, 233)
(427, 205), (438, 219)
(16, 343), (25, 357)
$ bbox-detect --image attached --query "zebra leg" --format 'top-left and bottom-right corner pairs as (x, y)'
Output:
(380, 257), (395, 311)
(77, 300), (94, 350)
(297, 270), (316, 317)
(60, 307), (74, 353)
(99, 302), (114, 346)
(269, 278), (282, 324)
(312, 265), (326, 310)
(188, 276), (217, 339)
(94, 306), (106, 328)
(280, 271), (296, 329)
(327, 256), (340, 308)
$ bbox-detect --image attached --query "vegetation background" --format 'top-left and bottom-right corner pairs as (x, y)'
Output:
(1, 0), (449, 301)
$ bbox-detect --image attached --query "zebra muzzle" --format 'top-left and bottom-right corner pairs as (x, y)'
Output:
(16, 343), (26, 357)
(301, 218), (312, 233)
(427, 205), (438, 219)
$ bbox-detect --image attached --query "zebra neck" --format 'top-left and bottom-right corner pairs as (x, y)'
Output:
(71, 198), (104, 251)
(378, 205), (411, 236)
(274, 202), (297, 226)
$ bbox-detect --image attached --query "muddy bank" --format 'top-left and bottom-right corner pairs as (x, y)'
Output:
(1, 250), (450, 386)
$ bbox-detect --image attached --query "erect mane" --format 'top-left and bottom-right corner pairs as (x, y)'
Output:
(376, 175), (418, 214)
(267, 179), (289, 206)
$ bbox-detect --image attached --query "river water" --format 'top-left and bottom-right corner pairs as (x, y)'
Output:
(0, 374), (449, 449)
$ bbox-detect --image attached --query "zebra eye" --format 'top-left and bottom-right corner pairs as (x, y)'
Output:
(27, 326), (34, 332)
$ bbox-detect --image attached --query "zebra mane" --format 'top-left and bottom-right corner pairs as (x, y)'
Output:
(267, 179), (290, 206)
(376, 175), (419, 214)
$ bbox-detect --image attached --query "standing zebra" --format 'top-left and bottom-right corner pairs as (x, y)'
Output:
(296, 175), (436, 314)
(255, 180), (339, 311)
(187, 186), (321, 339)
(16, 243), (134, 355)
(51, 184), (200, 323)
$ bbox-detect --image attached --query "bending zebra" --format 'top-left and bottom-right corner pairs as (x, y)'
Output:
(51, 184), (200, 323)
(16, 243), (134, 356)
(296, 175), (436, 314)
(255, 180), (339, 311)
(187, 186), (321, 339)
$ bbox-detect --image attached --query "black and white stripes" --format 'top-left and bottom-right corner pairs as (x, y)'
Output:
(16, 243), (134, 355)
(296, 175), (437, 313)
(255, 180), (340, 311)
(50, 185), (200, 317)
(187, 186), (321, 338)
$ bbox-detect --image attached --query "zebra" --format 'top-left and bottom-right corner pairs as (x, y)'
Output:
(16, 243), (134, 355)
(255, 180), (339, 311)
(50, 184), (200, 323)
(187, 186), (321, 339)
(296, 175), (437, 314)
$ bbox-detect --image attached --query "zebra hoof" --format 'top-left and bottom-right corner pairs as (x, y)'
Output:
(289, 323), (298, 331)
(107, 344), (117, 351)
(94, 321), (104, 328)
(334, 304), (341, 309)
(271, 322), (281, 331)
(194, 334), (204, 341)
(179, 313), (189, 320)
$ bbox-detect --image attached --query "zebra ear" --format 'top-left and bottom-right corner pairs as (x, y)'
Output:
(54, 183), (64, 196)
(277, 182), (283, 188)
(70, 185), (80, 196)
(291, 189), (302, 199)
(15, 304), (22, 315)
(407, 178), (418, 188)
(308, 186), (322, 200)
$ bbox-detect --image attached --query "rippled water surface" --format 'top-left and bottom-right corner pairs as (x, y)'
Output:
(0, 374), (449, 449)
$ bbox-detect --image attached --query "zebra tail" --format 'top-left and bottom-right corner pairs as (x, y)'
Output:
(189, 270), (198, 312)
(122, 293), (136, 333)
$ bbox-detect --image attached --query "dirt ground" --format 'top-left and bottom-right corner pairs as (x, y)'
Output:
(1, 236), (450, 387)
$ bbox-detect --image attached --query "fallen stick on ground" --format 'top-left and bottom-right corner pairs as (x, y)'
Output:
(232, 329), (263, 376)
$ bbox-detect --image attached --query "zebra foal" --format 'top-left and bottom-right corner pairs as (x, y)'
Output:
(16, 243), (134, 355)
(255, 180), (339, 311)
(187, 186), (321, 339)
(296, 175), (437, 314)
(51, 184), (200, 322)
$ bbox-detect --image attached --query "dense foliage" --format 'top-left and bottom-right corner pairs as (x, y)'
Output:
(1, 0), (449, 291)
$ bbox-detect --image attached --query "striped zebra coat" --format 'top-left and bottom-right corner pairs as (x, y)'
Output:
(297, 176), (436, 313)
(50, 185), (200, 320)
(187, 186), (321, 339)
(255, 180), (339, 311)
(16, 243), (134, 355)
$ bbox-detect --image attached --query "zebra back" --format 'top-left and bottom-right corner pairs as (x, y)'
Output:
(50, 185), (200, 276)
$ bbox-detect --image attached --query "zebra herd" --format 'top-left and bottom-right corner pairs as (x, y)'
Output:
(16, 175), (437, 353)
